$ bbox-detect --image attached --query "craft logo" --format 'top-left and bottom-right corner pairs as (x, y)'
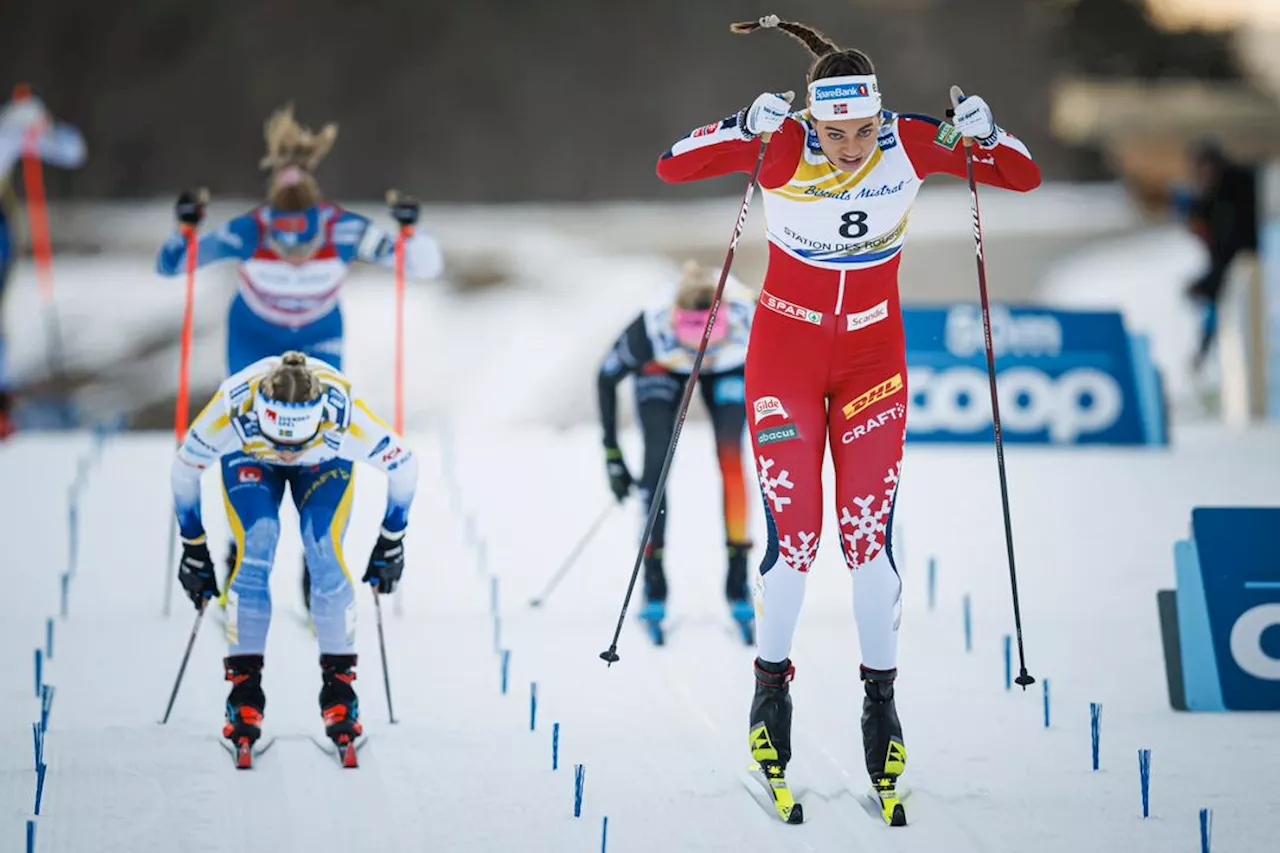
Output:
(847, 300), (889, 332)
(753, 396), (788, 424)
(841, 403), (905, 443)
(762, 293), (822, 325)
(842, 374), (903, 419)
(756, 424), (799, 446)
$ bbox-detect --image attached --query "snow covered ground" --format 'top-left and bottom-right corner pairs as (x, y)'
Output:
(3, 418), (1279, 852)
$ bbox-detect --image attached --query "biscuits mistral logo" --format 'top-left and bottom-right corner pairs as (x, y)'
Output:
(842, 373), (904, 420)
(847, 300), (889, 332)
(753, 396), (788, 424)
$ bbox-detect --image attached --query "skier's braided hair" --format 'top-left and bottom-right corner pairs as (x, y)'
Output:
(730, 14), (875, 83)
(261, 351), (321, 403)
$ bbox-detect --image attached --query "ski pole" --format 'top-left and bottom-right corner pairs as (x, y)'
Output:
(387, 190), (408, 436)
(372, 589), (398, 724)
(164, 188), (207, 618)
(13, 83), (69, 424)
(529, 500), (616, 608)
(599, 93), (792, 666)
(159, 599), (208, 724)
(948, 85), (1033, 687)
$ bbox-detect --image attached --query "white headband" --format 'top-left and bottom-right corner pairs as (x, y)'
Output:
(254, 391), (324, 445)
(808, 75), (882, 121)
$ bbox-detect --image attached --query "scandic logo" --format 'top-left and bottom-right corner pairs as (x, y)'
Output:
(842, 373), (904, 419)
(814, 83), (870, 101)
(762, 293), (822, 325)
(847, 300), (889, 332)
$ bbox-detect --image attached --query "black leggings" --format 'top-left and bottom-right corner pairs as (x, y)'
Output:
(633, 368), (749, 549)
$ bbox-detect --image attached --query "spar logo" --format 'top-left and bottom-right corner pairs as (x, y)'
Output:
(842, 374), (904, 420)
(762, 293), (822, 325)
(753, 395), (788, 424)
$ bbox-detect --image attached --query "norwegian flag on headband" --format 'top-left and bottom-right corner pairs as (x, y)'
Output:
(834, 104), (848, 115)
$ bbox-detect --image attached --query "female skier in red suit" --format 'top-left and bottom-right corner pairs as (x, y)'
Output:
(655, 13), (1040, 824)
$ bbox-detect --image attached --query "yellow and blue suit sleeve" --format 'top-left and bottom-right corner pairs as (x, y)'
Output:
(170, 390), (241, 540)
(339, 397), (419, 533)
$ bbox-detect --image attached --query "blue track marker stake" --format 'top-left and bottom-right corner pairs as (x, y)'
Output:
(490, 575), (499, 617)
(600, 815), (608, 852)
(34, 762), (46, 814)
(32, 724), (41, 769)
(1090, 703), (1102, 770)
(552, 722), (560, 770)
(34, 649), (42, 698)
(927, 557), (936, 611)
(530, 682), (538, 731)
(1003, 635), (1012, 690)
(500, 650), (510, 694)
(68, 495), (79, 578)
(41, 686), (54, 733)
(493, 615), (501, 653)
(26, 819), (35, 853)
(60, 573), (69, 619)
(45, 618), (54, 660)
(1042, 679), (1050, 728)
(1200, 808), (1212, 853)
(574, 764), (585, 817)
(1138, 749), (1151, 817)
(963, 594), (972, 653)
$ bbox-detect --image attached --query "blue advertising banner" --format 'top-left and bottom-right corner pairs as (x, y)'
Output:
(1160, 507), (1280, 712)
(901, 304), (1166, 446)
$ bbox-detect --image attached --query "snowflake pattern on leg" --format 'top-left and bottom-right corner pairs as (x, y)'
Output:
(838, 460), (902, 569)
(778, 531), (819, 573)
(757, 455), (794, 514)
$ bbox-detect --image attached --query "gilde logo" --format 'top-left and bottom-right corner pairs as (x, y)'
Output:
(753, 396), (788, 424)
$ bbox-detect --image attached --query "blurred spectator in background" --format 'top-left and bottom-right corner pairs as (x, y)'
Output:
(1178, 141), (1259, 372)
(0, 93), (87, 439)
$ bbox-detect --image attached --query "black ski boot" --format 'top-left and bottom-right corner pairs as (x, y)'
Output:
(861, 666), (907, 826)
(222, 655), (266, 746)
(726, 542), (754, 642)
(749, 658), (803, 823)
(319, 654), (363, 744)
(640, 545), (666, 643)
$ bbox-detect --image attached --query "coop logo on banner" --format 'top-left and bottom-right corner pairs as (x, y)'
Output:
(1158, 508), (1280, 712)
(901, 304), (1164, 445)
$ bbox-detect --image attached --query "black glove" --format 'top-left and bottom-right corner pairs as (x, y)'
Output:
(178, 538), (219, 609)
(389, 194), (420, 227)
(362, 529), (405, 594)
(175, 190), (205, 227)
(604, 447), (633, 502)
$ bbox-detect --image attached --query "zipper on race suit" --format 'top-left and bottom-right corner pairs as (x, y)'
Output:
(833, 269), (846, 315)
